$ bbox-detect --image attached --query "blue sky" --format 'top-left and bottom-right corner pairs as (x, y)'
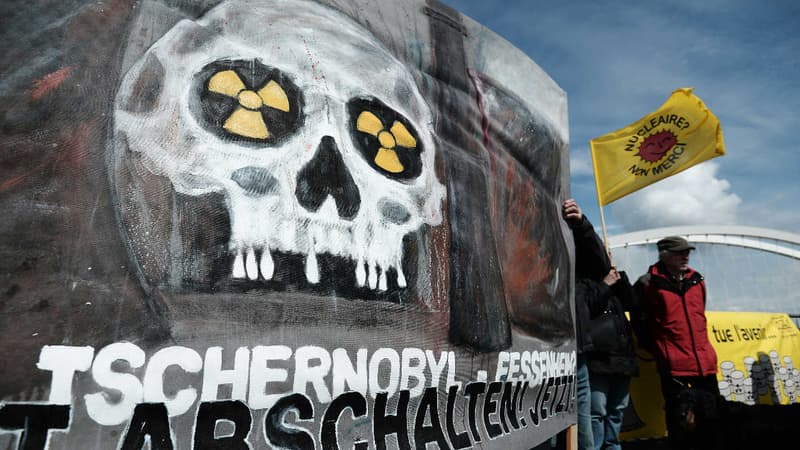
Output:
(443, 0), (800, 236)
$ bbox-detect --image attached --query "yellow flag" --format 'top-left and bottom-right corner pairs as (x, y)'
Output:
(590, 88), (726, 205)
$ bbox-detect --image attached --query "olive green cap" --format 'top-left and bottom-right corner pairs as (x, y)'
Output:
(657, 236), (696, 252)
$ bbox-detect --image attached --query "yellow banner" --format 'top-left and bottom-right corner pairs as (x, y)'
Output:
(590, 88), (725, 205)
(622, 312), (800, 440)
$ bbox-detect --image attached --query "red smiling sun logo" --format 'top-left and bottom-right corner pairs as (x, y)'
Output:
(638, 130), (677, 162)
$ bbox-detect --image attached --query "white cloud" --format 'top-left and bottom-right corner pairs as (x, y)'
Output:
(610, 162), (741, 231)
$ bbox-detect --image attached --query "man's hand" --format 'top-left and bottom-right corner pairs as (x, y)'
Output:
(561, 198), (583, 226)
(602, 268), (621, 286)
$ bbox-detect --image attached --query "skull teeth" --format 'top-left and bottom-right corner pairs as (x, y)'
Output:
(368, 264), (378, 290)
(232, 250), (246, 279)
(231, 248), (404, 291)
(245, 249), (258, 281)
(378, 269), (387, 291)
(367, 264), (387, 292)
(260, 249), (274, 280)
(231, 247), (275, 281)
(396, 265), (407, 288)
(305, 251), (320, 285)
(355, 259), (366, 287)
(354, 261), (398, 292)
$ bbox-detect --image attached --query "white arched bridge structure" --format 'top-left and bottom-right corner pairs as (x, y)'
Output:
(606, 225), (800, 321)
(608, 225), (800, 260)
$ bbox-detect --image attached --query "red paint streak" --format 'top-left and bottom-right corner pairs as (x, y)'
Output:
(0, 171), (35, 191)
(0, 123), (94, 192)
(467, 69), (493, 152)
(303, 39), (328, 90)
(465, 69), (556, 318)
(30, 67), (73, 101)
(60, 123), (93, 167)
(503, 174), (551, 299)
(467, 69), (500, 223)
(66, 0), (131, 41)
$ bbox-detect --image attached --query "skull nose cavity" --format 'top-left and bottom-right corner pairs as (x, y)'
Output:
(379, 199), (411, 225)
(231, 167), (279, 197)
(295, 136), (361, 220)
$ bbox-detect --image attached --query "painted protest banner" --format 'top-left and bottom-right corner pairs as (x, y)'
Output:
(622, 312), (800, 440)
(710, 312), (800, 405)
(0, 0), (573, 448)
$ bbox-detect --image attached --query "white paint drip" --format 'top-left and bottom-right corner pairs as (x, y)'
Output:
(355, 259), (366, 287)
(245, 248), (258, 281)
(260, 248), (274, 280)
(232, 250), (246, 279)
(305, 250), (320, 284)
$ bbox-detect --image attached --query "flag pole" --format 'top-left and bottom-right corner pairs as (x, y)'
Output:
(589, 145), (611, 254)
(597, 201), (610, 253)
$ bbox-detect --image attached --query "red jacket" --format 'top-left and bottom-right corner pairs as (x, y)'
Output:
(636, 263), (718, 377)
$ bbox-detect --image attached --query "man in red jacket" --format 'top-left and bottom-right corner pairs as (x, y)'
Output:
(634, 236), (720, 449)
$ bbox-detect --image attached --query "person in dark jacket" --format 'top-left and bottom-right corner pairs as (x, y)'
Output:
(563, 198), (599, 450)
(583, 261), (637, 450)
(634, 236), (720, 450)
(564, 199), (637, 449)
(564, 198), (635, 450)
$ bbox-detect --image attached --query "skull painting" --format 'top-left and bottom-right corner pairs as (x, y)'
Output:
(112, 0), (445, 299)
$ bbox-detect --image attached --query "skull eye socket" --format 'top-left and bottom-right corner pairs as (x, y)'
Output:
(190, 59), (304, 146)
(347, 97), (423, 180)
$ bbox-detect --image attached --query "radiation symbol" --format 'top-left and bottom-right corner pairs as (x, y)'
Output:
(348, 97), (423, 180)
(208, 70), (289, 139)
(191, 60), (304, 145)
(356, 111), (417, 173)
